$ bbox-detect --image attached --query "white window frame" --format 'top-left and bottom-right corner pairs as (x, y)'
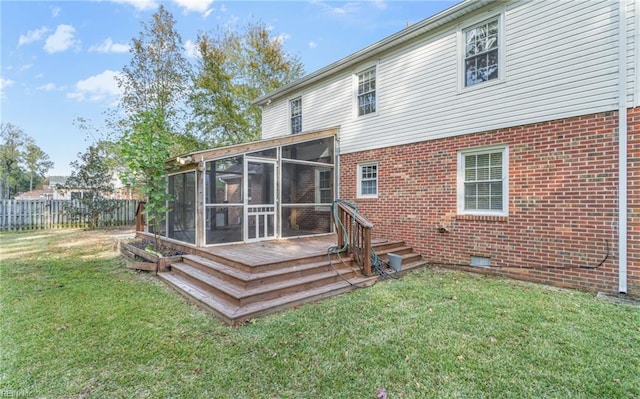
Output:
(314, 168), (333, 211)
(353, 64), (378, 118)
(290, 96), (302, 134)
(457, 145), (508, 216)
(457, 11), (505, 92)
(357, 162), (378, 199)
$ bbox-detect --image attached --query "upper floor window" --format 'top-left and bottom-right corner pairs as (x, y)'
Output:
(357, 67), (376, 116)
(464, 17), (499, 87)
(290, 97), (302, 134)
(357, 162), (378, 198)
(457, 146), (508, 215)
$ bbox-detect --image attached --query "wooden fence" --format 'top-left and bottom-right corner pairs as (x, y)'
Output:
(0, 199), (139, 231)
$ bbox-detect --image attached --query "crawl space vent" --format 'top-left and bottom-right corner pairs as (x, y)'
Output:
(470, 256), (491, 268)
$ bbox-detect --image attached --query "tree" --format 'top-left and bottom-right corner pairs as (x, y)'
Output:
(0, 123), (27, 199)
(114, 4), (195, 155)
(119, 110), (174, 250)
(189, 22), (304, 146)
(24, 139), (54, 191)
(57, 146), (118, 229)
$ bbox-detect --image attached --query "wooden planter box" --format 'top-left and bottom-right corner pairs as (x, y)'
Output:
(120, 241), (183, 273)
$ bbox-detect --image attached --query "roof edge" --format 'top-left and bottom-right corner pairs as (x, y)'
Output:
(253, 0), (494, 106)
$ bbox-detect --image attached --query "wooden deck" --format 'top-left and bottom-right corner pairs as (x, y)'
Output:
(198, 235), (339, 267)
(134, 233), (427, 324)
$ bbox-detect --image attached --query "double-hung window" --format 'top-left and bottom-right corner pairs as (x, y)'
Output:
(458, 146), (508, 215)
(357, 67), (376, 116)
(357, 162), (378, 198)
(463, 17), (500, 87)
(290, 97), (302, 134)
(315, 169), (333, 210)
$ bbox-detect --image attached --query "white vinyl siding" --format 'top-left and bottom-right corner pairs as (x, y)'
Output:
(628, 0), (638, 106)
(260, 0), (634, 150)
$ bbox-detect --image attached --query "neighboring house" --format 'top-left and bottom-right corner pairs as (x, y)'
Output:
(155, 0), (638, 297)
(15, 174), (139, 200)
(15, 176), (70, 200)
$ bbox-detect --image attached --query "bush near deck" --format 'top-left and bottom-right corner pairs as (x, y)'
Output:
(0, 228), (638, 398)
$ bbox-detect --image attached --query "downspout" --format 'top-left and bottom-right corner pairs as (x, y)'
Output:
(335, 134), (341, 201)
(618, 0), (628, 294)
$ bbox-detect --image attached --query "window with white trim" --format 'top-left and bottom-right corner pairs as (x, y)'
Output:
(463, 17), (499, 87)
(290, 97), (302, 134)
(357, 67), (376, 116)
(315, 169), (333, 211)
(357, 162), (378, 198)
(458, 146), (508, 215)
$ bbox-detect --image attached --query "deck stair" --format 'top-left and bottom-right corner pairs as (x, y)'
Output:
(158, 239), (426, 324)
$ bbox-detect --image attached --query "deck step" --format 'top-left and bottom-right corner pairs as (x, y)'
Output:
(182, 254), (359, 289)
(171, 262), (360, 306)
(159, 271), (376, 324)
(153, 236), (427, 324)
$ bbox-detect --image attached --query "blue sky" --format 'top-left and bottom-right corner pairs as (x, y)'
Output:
(1, 0), (454, 176)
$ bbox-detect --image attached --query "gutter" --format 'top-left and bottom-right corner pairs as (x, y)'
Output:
(618, 0), (628, 294)
(253, 0), (495, 106)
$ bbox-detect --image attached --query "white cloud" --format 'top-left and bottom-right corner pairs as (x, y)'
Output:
(67, 70), (122, 103)
(19, 64), (34, 71)
(372, 0), (387, 10)
(0, 77), (15, 90)
(18, 26), (49, 47)
(51, 6), (61, 17)
(311, 0), (360, 16)
(0, 77), (15, 98)
(37, 82), (58, 91)
(110, 0), (158, 11)
(44, 25), (80, 54)
(308, 41), (318, 49)
(274, 33), (291, 45)
(184, 39), (199, 59)
(88, 38), (130, 53)
(172, 0), (214, 14)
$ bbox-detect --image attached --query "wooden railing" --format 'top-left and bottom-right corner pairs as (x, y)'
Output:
(335, 201), (374, 276)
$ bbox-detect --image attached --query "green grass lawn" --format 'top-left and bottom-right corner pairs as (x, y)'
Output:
(1, 228), (639, 398)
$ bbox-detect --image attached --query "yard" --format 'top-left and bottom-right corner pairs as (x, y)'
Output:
(0, 228), (638, 398)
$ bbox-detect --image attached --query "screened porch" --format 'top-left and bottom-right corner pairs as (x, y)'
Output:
(154, 129), (337, 247)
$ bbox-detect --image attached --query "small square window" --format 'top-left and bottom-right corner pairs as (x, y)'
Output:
(357, 162), (378, 198)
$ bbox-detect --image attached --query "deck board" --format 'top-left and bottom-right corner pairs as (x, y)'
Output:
(198, 235), (339, 266)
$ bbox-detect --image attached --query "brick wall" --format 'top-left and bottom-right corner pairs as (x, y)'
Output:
(628, 106), (640, 295)
(340, 108), (640, 296)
